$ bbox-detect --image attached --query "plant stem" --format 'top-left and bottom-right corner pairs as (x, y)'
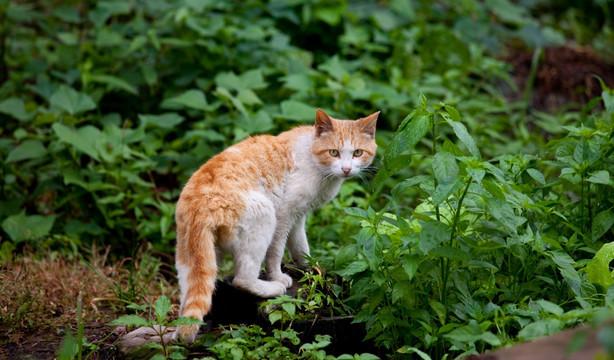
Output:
(587, 182), (592, 238)
(432, 115), (441, 223)
(450, 179), (472, 242)
(441, 179), (472, 305)
(77, 291), (84, 360)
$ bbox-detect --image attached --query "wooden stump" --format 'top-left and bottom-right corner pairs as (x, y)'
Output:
(466, 325), (609, 360)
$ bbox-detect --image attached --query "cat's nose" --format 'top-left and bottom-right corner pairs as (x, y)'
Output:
(342, 167), (351, 174)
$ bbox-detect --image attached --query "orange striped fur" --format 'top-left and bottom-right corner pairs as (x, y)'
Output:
(174, 109), (379, 343)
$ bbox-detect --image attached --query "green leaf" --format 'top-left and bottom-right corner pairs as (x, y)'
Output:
(482, 178), (506, 200)
(384, 112), (431, 161)
(318, 55), (348, 82)
(432, 176), (463, 206)
(401, 255), (419, 280)
(279, 100), (318, 122)
(518, 318), (562, 340)
(5, 139), (47, 163)
(1, 211), (56, 243)
(445, 118), (481, 159)
(239, 69), (267, 90)
(391, 175), (434, 198)
(526, 168), (546, 185)
(238, 110), (273, 134)
(397, 346), (432, 359)
(237, 89), (262, 106)
(592, 210), (614, 242)
(52, 123), (102, 161)
(154, 296), (172, 323)
(138, 113), (185, 129)
(57, 329), (79, 360)
(0, 98), (34, 121)
(484, 197), (526, 234)
(587, 170), (611, 185)
(140, 64), (157, 85)
(281, 302), (296, 317)
(443, 323), (481, 343)
(314, 4), (346, 25)
(54, 6), (81, 23)
(89, 74), (138, 95)
(335, 260), (368, 277)
(97, 0), (131, 15)
(106, 315), (150, 327)
(215, 69), (266, 91)
(282, 73), (314, 92)
(161, 89), (212, 111)
(585, 242), (614, 289)
(432, 151), (459, 183)
(535, 299), (564, 317)
(269, 311), (282, 324)
(444, 104), (461, 122)
(375, 155), (413, 186)
(429, 299), (447, 325)
(548, 250), (581, 282)
(49, 85), (96, 115)
(419, 221), (449, 254)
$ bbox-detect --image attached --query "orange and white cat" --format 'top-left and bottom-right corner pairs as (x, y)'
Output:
(174, 109), (379, 343)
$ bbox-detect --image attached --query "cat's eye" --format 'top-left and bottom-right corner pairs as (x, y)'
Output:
(329, 149), (339, 157)
(353, 149), (363, 157)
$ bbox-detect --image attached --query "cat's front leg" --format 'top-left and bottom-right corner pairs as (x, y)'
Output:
(287, 215), (310, 265)
(265, 217), (294, 288)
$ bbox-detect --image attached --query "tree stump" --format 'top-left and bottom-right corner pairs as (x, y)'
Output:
(466, 324), (610, 360)
(114, 265), (322, 357)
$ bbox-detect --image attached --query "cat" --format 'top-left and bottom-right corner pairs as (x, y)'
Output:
(174, 109), (379, 343)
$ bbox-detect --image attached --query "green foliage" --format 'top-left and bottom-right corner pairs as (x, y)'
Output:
(333, 94), (614, 358)
(3, 0), (614, 358)
(0, 0), (552, 259)
(199, 325), (362, 360)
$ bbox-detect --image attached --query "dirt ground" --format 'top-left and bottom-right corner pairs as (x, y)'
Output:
(506, 45), (614, 111)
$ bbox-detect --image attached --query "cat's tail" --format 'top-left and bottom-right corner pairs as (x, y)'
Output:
(174, 223), (217, 344)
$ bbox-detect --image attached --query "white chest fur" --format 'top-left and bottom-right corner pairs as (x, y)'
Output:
(282, 132), (344, 215)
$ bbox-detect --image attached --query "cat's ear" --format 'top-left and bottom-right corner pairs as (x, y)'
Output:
(315, 109), (334, 137)
(359, 111), (379, 138)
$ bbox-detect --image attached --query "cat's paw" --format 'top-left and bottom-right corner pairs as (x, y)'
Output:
(174, 324), (199, 344)
(271, 272), (293, 289)
(233, 278), (286, 298)
(268, 280), (288, 296)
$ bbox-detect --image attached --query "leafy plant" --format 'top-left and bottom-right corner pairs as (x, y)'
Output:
(334, 94), (614, 358)
(107, 295), (203, 360)
(199, 324), (379, 360)
(57, 292), (113, 360)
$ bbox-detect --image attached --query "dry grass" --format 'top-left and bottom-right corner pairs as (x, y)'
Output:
(0, 247), (177, 354)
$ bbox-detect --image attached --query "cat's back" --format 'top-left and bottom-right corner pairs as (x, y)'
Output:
(181, 126), (313, 198)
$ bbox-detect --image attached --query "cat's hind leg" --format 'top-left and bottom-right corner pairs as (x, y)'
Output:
(230, 191), (287, 297)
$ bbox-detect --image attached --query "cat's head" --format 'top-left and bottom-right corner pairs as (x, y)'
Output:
(311, 109), (379, 179)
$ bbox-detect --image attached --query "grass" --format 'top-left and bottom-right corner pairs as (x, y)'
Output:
(0, 248), (175, 358)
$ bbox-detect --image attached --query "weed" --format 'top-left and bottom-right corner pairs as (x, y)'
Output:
(107, 295), (202, 360)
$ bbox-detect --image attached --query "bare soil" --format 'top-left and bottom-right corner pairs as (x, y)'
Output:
(507, 45), (614, 111)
